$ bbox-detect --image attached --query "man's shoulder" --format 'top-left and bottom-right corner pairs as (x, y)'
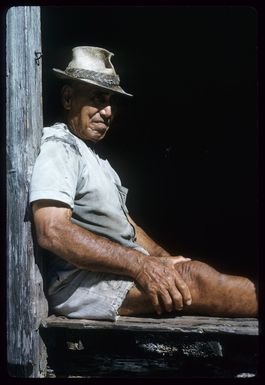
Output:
(41, 123), (82, 157)
(42, 122), (72, 140)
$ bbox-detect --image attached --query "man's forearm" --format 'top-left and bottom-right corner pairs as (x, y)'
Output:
(38, 219), (147, 279)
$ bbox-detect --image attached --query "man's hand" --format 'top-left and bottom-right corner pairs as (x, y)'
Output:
(134, 256), (192, 315)
(159, 255), (191, 266)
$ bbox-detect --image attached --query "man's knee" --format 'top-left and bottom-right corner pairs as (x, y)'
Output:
(175, 259), (220, 282)
(121, 260), (221, 313)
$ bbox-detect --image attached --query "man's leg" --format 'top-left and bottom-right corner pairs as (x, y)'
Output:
(118, 260), (258, 317)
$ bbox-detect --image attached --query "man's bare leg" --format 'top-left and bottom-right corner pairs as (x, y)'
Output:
(118, 260), (258, 317)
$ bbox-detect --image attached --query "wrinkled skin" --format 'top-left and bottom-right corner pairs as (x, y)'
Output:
(62, 82), (116, 143)
(119, 260), (258, 317)
(134, 256), (192, 313)
(32, 202), (193, 315)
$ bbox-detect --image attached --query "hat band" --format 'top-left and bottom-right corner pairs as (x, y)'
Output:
(65, 67), (120, 87)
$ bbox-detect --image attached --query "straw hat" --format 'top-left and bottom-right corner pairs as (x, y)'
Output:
(53, 46), (132, 97)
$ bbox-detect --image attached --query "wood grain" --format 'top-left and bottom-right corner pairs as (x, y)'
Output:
(6, 6), (48, 378)
(41, 315), (258, 336)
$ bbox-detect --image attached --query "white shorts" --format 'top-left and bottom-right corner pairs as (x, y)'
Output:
(48, 270), (135, 321)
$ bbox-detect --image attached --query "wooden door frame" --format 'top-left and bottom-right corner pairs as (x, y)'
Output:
(6, 6), (48, 378)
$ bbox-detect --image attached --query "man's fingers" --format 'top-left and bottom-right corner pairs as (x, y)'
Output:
(169, 287), (184, 311)
(174, 274), (192, 306)
(160, 291), (174, 313)
(149, 293), (162, 315)
(153, 290), (183, 314)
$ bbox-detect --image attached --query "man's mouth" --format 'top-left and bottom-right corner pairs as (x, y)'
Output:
(91, 122), (109, 134)
(93, 120), (108, 127)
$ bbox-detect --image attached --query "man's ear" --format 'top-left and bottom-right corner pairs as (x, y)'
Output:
(61, 85), (73, 110)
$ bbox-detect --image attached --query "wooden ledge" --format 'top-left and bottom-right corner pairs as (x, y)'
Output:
(41, 315), (258, 336)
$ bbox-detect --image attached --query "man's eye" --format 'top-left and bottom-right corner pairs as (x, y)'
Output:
(94, 93), (107, 104)
(92, 93), (117, 109)
(93, 96), (102, 104)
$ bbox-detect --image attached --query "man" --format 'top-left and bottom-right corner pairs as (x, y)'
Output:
(30, 46), (257, 321)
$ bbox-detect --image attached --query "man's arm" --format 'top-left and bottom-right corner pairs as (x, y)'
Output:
(32, 200), (192, 314)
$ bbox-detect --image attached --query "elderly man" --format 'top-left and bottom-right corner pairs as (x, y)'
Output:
(30, 46), (257, 321)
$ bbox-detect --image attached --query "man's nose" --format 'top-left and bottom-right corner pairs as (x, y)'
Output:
(100, 105), (112, 118)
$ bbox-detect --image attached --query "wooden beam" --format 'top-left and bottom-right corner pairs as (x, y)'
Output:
(41, 315), (258, 336)
(6, 6), (48, 378)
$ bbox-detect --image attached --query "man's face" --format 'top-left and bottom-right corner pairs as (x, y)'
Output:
(63, 82), (117, 142)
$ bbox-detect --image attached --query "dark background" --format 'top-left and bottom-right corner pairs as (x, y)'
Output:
(41, 6), (258, 280)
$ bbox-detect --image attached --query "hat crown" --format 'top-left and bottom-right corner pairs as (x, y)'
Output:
(66, 46), (116, 75)
(52, 45), (133, 97)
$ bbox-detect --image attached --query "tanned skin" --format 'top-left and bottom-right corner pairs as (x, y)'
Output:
(33, 201), (192, 315)
(32, 82), (258, 318)
(33, 201), (257, 317)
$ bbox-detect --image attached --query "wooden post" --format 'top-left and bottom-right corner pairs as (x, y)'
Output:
(6, 6), (48, 377)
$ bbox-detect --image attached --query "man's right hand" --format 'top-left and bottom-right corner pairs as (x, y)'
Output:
(134, 256), (192, 315)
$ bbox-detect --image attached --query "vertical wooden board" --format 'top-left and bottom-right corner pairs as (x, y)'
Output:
(6, 6), (48, 377)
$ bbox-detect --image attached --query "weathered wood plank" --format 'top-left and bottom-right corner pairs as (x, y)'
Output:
(6, 6), (48, 378)
(41, 315), (258, 336)
(41, 319), (258, 378)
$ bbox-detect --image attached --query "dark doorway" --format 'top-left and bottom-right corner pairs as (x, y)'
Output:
(41, 6), (258, 279)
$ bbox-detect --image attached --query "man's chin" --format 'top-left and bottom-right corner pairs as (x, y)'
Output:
(93, 128), (109, 139)
(89, 132), (107, 143)
(80, 127), (107, 142)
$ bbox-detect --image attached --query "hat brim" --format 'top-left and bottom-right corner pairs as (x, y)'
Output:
(53, 68), (133, 97)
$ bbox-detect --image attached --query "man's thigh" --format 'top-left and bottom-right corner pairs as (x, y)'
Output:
(118, 285), (154, 316)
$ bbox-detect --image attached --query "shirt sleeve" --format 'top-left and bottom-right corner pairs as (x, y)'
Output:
(29, 138), (80, 209)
